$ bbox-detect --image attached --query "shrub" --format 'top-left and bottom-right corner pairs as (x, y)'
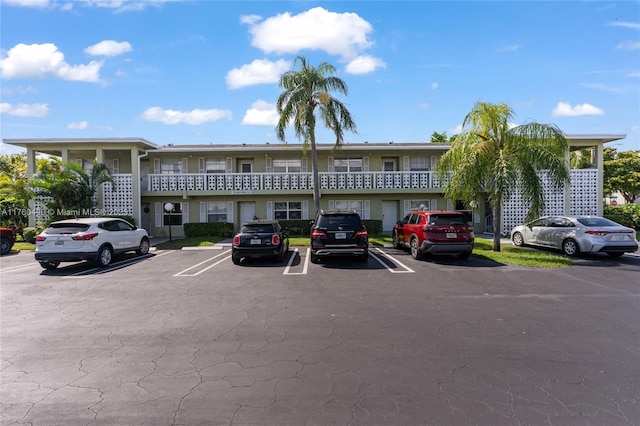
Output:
(278, 220), (313, 236)
(184, 222), (234, 237)
(23, 227), (43, 244)
(604, 204), (640, 230)
(362, 220), (383, 234)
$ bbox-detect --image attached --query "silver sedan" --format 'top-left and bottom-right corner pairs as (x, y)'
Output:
(510, 215), (638, 257)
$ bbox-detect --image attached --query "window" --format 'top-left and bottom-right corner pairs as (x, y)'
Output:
(334, 200), (363, 217)
(161, 160), (182, 174)
(273, 159), (301, 173)
(206, 202), (227, 223)
(410, 200), (431, 211)
(163, 203), (183, 226)
(410, 156), (429, 171)
(274, 201), (302, 220)
(206, 159), (226, 173)
(334, 158), (363, 173)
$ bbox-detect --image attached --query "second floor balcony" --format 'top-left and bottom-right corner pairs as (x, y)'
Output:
(142, 171), (450, 194)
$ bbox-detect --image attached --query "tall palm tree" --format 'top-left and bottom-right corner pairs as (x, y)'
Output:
(276, 55), (357, 215)
(436, 101), (570, 252)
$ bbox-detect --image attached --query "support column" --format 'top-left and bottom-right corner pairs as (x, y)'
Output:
(595, 143), (604, 216)
(26, 148), (37, 227)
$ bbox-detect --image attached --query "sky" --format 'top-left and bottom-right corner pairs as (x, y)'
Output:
(1, 0), (639, 156)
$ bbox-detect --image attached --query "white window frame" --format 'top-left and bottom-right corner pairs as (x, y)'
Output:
(273, 200), (304, 220)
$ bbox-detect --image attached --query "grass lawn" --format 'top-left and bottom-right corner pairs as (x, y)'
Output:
(156, 234), (572, 268)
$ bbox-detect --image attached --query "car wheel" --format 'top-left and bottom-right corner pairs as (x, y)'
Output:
(392, 231), (401, 249)
(310, 252), (319, 264)
(607, 252), (624, 258)
(232, 254), (241, 265)
(96, 246), (113, 267)
(276, 250), (284, 262)
(39, 261), (59, 270)
(562, 239), (580, 257)
(1, 237), (12, 255)
(360, 250), (369, 262)
(136, 237), (150, 255)
(512, 232), (525, 247)
(457, 252), (471, 260)
(410, 237), (423, 260)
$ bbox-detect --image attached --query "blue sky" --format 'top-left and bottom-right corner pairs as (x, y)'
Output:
(1, 0), (639, 155)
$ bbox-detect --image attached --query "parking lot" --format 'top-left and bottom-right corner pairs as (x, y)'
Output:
(2, 246), (639, 425)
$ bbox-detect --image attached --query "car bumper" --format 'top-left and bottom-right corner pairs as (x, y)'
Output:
(311, 246), (368, 257)
(232, 246), (283, 258)
(420, 241), (474, 255)
(588, 242), (639, 254)
(35, 251), (99, 263)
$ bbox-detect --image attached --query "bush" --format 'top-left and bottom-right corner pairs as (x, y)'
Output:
(362, 220), (383, 235)
(603, 204), (640, 230)
(23, 227), (43, 244)
(278, 220), (313, 236)
(184, 222), (234, 237)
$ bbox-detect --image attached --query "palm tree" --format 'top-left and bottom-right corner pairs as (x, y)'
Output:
(436, 101), (570, 252)
(276, 55), (357, 215)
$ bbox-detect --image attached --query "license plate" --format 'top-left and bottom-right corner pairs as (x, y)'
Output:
(250, 239), (262, 245)
(446, 233), (457, 239)
(54, 241), (64, 246)
(611, 235), (625, 241)
(335, 232), (347, 239)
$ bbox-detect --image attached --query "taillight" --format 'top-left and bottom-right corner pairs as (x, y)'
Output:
(35, 235), (46, 242)
(354, 230), (368, 238)
(585, 230), (609, 236)
(272, 234), (280, 245)
(311, 230), (327, 239)
(233, 235), (240, 245)
(72, 232), (99, 241)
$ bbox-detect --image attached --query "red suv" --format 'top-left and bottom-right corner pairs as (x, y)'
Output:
(392, 210), (474, 260)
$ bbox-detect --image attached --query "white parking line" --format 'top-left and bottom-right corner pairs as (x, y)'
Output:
(67, 253), (160, 277)
(371, 248), (415, 273)
(283, 248), (309, 275)
(0, 262), (40, 273)
(173, 250), (231, 277)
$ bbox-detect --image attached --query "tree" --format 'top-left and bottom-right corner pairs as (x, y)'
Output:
(276, 56), (357, 214)
(430, 131), (448, 143)
(436, 101), (570, 252)
(604, 148), (640, 203)
(30, 157), (113, 219)
(0, 153), (30, 228)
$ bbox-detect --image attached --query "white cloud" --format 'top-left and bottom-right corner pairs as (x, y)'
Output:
(615, 40), (640, 50)
(552, 102), (604, 117)
(345, 55), (386, 75)
(0, 102), (50, 117)
(450, 124), (463, 135)
(497, 44), (522, 52)
(140, 106), (232, 125)
(85, 40), (133, 56)
(2, 0), (50, 8)
(1, 85), (38, 96)
(240, 14), (262, 25)
(68, 121), (89, 129)
(609, 21), (640, 30)
(431, 82), (439, 90)
(226, 59), (290, 89)
(241, 100), (279, 126)
(246, 7), (374, 59)
(0, 43), (103, 82)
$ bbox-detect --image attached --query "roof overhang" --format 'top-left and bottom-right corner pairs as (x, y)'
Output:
(2, 137), (159, 156)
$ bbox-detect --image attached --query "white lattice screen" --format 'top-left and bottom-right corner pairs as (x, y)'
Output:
(501, 170), (599, 235)
(102, 174), (134, 216)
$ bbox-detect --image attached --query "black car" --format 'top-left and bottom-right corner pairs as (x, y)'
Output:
(310, 210), (369, 263)
(231, 219), (289, 264)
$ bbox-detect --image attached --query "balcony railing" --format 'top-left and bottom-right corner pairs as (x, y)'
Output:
(144, 171), (450, 193)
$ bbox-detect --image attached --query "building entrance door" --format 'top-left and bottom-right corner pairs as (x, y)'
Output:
(382, 201), (398, 233)
(239, 202), (256, 225)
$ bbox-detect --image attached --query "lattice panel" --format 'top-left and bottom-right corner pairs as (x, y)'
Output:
(33, 195), (54, 226)
(102, 174), (133, 216)
(569, 170), (598, 216)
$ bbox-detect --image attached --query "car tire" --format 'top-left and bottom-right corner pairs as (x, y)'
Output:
(457, 252), (471, 260)
(136, 237), (150, 256)
(392, 231), (401, 249)
(562, 239), (580, 257)
(512, 232), (525, 247)
(310, 252), (319, 264)
(607, 252), (624, 258)
(39, 261), (59, 270)
(360, 250), (369, 262)
(410, 237), (423, 260)
(1, 237), (12, 255)
(276, 251), (284, 262)
(232, 254), (241, 265)
(96, 245), (113, 267)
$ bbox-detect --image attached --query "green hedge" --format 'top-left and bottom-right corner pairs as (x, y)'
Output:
(184, 222), (234, 237)
(23, 227), (43, 244)
(603, 204), (640, 230)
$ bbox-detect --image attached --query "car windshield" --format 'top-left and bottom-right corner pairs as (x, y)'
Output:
(316, 214), (362, 230)
(45, 223), (91, 234)
(429, 214), (467, 226)
(577, 217), (620, 227)
(241, 224), (275, 233)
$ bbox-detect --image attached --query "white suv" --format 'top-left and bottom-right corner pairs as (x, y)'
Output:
(35, 218), (150, 269)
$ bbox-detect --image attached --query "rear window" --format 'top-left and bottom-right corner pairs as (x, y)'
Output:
(241, 224), (275, 233)
(577, 217), (619, 227)
(316, 214), (363, 230)
(428, 214), (468, 226)
(45, 223), (90, 234)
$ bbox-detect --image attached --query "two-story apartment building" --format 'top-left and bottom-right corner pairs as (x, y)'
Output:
(4, 134), (625, 237)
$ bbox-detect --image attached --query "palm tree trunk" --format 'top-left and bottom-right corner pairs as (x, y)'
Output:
(492, 200), (502, 252)
(310, 132), (321, 215)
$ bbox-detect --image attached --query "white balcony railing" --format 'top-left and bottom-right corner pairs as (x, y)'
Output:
(145, 171), (450, 193)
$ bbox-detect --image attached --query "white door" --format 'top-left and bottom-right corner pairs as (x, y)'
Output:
(382, 201), (398, 233)
(239, 202), (256, 224)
